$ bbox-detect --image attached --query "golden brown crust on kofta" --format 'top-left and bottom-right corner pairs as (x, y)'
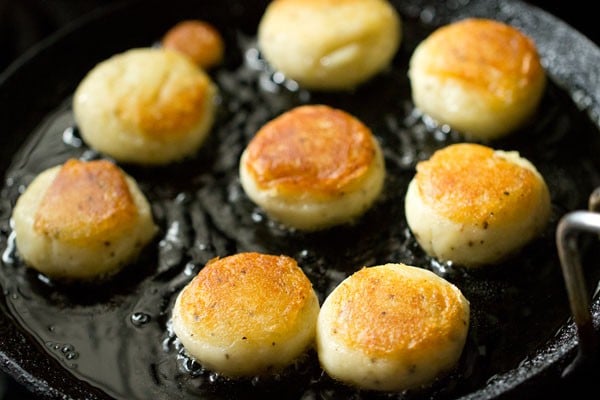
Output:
(415, 18), (544, 107)
(112, 52), (210, 140)
(162, 20), (225, 69)
(316, 263), (470, 391)
(177, 252), (316, 344)
(12, 158), (157, 280)
(243, 105), (377, 199)
(415, 143), (541, 226)
(408, 18), (546, 139)
(239, 104), (385, 231)
(404, 143), (551, 267)
(73, 47), (217, 165)
(34, 159), (137, 245)
(324, 265), (468, 359)
(172, 252), (320, 377)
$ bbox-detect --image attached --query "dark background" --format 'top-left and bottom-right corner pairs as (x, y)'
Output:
(0, 0), (598, 399)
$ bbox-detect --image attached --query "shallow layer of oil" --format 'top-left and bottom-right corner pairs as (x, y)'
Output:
(1, 18), (600, 400)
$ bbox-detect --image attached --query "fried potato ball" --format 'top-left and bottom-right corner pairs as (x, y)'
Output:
(239, 104), (385, 231)
(73, 48), (218, 165)
(172, 252), (320, 377)
(408, 18), (546, 140)
(405, 143), (551, 267)
(162, 19), (224, 69)
(317, 263), (470, 391)
(258, 0), (402, 90)
(12, 158), (157, 280)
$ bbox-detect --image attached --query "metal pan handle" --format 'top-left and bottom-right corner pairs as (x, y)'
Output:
(555, 188), (600, 376)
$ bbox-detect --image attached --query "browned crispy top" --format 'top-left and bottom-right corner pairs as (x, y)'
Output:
(112, 49), (211, 140)
(34, 159), (137, 244)
(243, 105), (376, 197)
(328, 264), (468, 357)
(162, 20), (225, 69)
(177, 252), (315, 343)
(415, 18), (544, 104)
(415, 143), (540, 225)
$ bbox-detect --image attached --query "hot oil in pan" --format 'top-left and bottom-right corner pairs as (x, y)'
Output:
(1, 22), (600, 400)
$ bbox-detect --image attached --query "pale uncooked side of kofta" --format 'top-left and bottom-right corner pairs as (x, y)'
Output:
(258, 0), (402, 90)
(405, 143), (551, 268)
(239, 104), (386, 231)
(316, 263), (470, 391)
(11, 158), (157, 280)
(73, 47), (218, 165)
(408, 18), (546, 140)
(171, 252), (320, 377)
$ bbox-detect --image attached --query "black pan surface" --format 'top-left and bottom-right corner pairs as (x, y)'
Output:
(1, 0), (599, 399)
